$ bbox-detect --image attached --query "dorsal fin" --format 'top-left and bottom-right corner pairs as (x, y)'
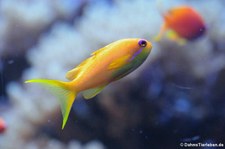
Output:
(66, 67), (80, 81)
(66, 45), (111, 80)
(66, 57), (93, 80)
(91, 46), (107, 56)
(91, 41), (119, 56)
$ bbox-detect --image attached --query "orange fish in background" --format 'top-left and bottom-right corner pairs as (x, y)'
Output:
(155, 5), (206, 44)
(0, 118), (6, 133)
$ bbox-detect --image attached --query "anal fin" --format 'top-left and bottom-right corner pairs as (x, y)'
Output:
(82, 86), (106, 99)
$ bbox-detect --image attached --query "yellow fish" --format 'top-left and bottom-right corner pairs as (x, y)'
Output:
(25, 38), (152, 129)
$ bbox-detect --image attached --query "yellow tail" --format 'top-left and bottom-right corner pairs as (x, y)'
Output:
(25, 79), (76, 129)
(153, 23), (167, 42)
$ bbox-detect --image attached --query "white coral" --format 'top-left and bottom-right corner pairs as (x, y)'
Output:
(0, 0), (85, 56)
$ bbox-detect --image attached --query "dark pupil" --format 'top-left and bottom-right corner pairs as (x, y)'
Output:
(139, 40), (147, 47)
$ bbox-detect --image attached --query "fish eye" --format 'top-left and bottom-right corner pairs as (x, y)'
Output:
(138, 39), (147, 47)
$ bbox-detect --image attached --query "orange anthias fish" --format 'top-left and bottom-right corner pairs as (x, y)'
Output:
(25, 38), (152, 129)
(155, 6), (206, 44)
(0, 118), (6, 133)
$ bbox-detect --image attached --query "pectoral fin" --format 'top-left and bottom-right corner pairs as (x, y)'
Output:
(166, 30), (186, 45)
(82, 86), (106, 99)
(108, 55), (130, 70)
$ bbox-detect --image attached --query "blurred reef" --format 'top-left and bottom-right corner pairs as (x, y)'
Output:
(0, 0), (225, 149)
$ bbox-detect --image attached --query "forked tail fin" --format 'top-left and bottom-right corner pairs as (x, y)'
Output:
(153, 23), (167, 42)
(153, 0), (167, 42)
(25, 79), (76, 129)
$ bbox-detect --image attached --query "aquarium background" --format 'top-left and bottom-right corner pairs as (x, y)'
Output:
(0, 0), (225, 149)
